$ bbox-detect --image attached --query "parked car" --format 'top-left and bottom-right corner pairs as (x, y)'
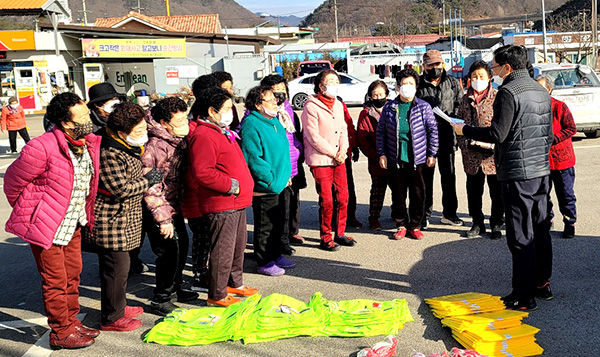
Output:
(288, 72), (396, 110)
(533, 63), (600, 138)
(296, 60), (333, 78)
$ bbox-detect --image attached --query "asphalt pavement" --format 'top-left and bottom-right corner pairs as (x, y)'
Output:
(0, 109), (599, 356)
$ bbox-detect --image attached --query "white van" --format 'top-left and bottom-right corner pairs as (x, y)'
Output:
(533, 63), (600, 138)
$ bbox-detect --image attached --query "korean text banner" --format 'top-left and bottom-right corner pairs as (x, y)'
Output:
(82, 39), (186, 58)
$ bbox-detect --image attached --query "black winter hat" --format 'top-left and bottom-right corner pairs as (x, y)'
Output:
(87, 82), (125, 106)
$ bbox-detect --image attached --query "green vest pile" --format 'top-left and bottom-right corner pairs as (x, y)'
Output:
(144, 292), (413, 346)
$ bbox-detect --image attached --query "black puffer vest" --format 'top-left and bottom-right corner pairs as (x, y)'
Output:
(496, 69), (552, 182)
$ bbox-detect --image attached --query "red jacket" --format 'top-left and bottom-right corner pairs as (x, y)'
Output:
(357, 105), (387, 176)
(4, 128), (101, 249)
(549, 97), (576, 170)
(1, 105), (26, 131)
(181, 120), (253, 218)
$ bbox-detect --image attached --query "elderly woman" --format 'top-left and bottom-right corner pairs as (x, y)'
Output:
(457, 60), (504, 239)
(141, 97), (198, 315)
(87, 82), (126, 133)
(4, 93), (100, 349)
(182, 87), (257, 307)
(240, 85), (293, 276)
(260, 74), (307, 254)
(1, 96), (30, 153)
(358, 80), (391, 230)
(377, 69), (438, 240)
(85, 102), (163, 331)
(301, 69), (355, 251)
(536, 74), (577, 239)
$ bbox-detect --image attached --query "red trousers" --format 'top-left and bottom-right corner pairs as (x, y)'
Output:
(30, 229), (83, 339)
(311, 165), (349, 239)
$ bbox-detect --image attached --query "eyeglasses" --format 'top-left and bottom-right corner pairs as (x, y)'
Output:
(491, 64), (504, 70)
(262, 98), (277, 104)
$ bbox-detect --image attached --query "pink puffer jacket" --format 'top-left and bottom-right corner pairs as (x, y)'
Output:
(4, 127), (101, 249)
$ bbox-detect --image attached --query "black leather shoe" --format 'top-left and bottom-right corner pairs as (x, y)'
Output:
(320, 240), (341, 251)
(563, 223), (575, 238)
(282, 244), (296, 256)
(151, 301), (179, 316)
(334, 235), (357, 247)
(175, 289), (199, 303)
(490, 225), (502, 240)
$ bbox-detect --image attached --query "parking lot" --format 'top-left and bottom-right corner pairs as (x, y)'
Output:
(0, 110), (599, 356)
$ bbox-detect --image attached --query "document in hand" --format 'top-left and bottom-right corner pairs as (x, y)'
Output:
(433, 106), (464, 125)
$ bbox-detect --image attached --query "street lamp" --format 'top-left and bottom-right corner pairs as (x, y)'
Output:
(542, 0), (548, 62)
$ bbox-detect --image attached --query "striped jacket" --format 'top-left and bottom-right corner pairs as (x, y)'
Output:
(376, 97), (438, 166)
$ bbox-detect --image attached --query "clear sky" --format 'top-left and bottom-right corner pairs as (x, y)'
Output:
(235, 0), (322, 17)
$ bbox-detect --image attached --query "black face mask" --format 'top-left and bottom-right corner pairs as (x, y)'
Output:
(372, 98), (387, 108)
(273, 92), (286, 106)
(69, 121), (94, 139)
(425, 68), (443, 80)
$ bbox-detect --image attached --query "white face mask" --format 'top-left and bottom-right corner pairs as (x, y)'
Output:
(9, 104), (18, 109)
(261, 105), (279, 118)
(219, 111), (234, 127)
(472, 79), (489, 93)
(170, 123), (189, 138)
(126, 133), (148, 147)
(399, 84), (417, 100)
(324, 84), (339, 98)
(492, 66), (506, 86)
(102, 99), (121, 114)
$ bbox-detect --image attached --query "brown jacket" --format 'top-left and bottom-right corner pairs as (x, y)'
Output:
(457, 85), (498, 175)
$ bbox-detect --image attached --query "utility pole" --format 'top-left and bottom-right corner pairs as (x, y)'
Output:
(442, 0), (446, 35)
(79, 0), (90, 25)
(592, 0), (598, 69)
(132, 0), (145, 14)
(277, 15), (281, 40)
(165, 0), (170, 16)
(334, 0), (339, 42)
(542, 0), (548, 62)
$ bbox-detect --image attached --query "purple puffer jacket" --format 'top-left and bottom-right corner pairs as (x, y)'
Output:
(140, 112), (185, 225)
(4, 127), (101, 249)
(282, 101), (303, 177)
(376, 97), (438, 166)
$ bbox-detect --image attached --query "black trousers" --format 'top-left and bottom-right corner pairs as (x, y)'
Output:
(8, 128), (30, 152)
(202, 209), (246, 301)
(279, 185), (301, 246)
(345, 157), (358, 221)
(252, 194), (284, 266)
(390, 163), (426, 229)
(466, 168), (504, 227)
(502, 176), (552, 299)
(423, 151), (459, 220)
(97, 249), (130, 324)
(143, 209), (190, 302)
(189, 217), (210, 281)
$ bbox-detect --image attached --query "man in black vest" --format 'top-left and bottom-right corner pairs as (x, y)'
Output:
(417, 50), (464, 229)
(454, 45), (553, 311)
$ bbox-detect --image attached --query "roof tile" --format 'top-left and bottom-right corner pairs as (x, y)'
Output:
(93, 11), (220, 34)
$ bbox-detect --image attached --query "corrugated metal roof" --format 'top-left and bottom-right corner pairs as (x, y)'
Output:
(0, 0), (48, 10)
(94, 11), (220, 34)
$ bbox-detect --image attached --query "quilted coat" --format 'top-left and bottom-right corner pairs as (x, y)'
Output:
(140, 113), (185, 225)
(84, 132), (149, 251)
(1, 104), (27, 131)
(376, 97), (439, 166)
(4, 127), (101, 249)
(301, 95), (349, 167)
(549, 97), (576, 171)
(456, 85), (498, 175)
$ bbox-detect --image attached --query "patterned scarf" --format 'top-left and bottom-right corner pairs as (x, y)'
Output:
(63, 131), (86, 158)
